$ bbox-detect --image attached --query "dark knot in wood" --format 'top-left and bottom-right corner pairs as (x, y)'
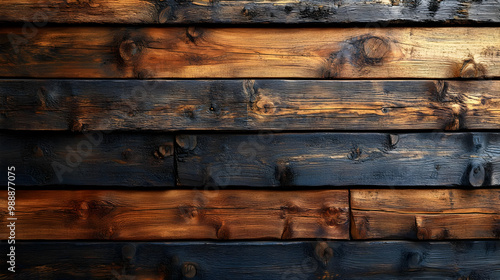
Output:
(119, 39), (140, 61)
(121, 244), (136, 262)
(182, 263), (197, 278)
(176, 135), (197, 151)
(469, 162), (485, 187)
(315, 242), (333, 264)
(362, 37), (390, 60)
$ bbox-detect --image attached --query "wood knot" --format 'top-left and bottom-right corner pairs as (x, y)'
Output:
(158, 6), (172, 24)
(182, 263), (197, 278)
(176, 135), (197, 150)
(362, 36), (390, 61)
(468, 162), (485, 187)
(215, 221), (230, 240)
(121, 148), (133, 161)
(186, 27), (203, 44)
(122, 244), (136, 261)
(280, 204), (300, 218)
(70, 119), (84, 132)
(119, 39), (141, 61)
(178, 205), (200, 220)
(315, 242), (333, 265)
(459, 59), (486, 78)
(33, 145), (44, 157)
(323, 206), (348, 226)
(77, 201), (89, 220)
(275, 160), (295, 186)
(416, 226), (430, 240)
(255, 98), (276, 115)
(154, 144), (173, 159)
(406, 252), (423, 269)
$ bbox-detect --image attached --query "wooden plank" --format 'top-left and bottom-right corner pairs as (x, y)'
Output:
(2, 27), (500, 78)
(2, 241), (500, 279)
(0, 131), (174, 186)
(1, 0), (499, 24)
(3, 79), (500, 131)
(0, 190), (349, 240)
(176, 132), (500, 187)
(351, 189), (500, 240)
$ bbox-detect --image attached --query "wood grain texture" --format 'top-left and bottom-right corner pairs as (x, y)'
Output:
(351, 189), (500, 240)
(2, 27), (500, 78)
(1, 0), (500, 24)
(3, 79), (500, 131)
(0, 190), (349, 240)
(1, 241), (500, 279)
(0, 131), (174, 186)
(176, 132), (500, 187)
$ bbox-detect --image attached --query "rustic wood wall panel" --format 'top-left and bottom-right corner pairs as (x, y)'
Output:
(2, 27), (500, 78)
(2, 0), (500, 24)
(176, 132), (500, 187)
(2, 0), (500, 276)
(0, 190), (348, 240)
(1, 241), (499, 279)
(3, 79), (500, 131)
(0, 131), (175, 186)
(351, 189), (500, 240)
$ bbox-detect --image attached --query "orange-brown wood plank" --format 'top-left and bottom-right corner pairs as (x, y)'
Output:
(2, 0), (500, 24)
(351, 189), (500, 240)
(2, 27), (500, 78)
(0, 190), (349, 240)
(3, 79), (500, 131)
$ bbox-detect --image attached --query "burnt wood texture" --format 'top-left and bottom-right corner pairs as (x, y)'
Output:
(0, 190), (349, 240)
(176, 132), (499, 187)
(2, 79), (500, 131)
(2, 27), (500, 78)
(1, 241), (499, 279)
(2, 0), (500, 276)
(1, 0), (500, 24)
(0, 131), (175, 186)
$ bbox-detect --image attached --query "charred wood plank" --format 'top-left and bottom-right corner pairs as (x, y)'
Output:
(2, 80), (500, 131)
(0, 131), (174, 186)
(176, 132), (500, 187)
(1, 241), (499, 279)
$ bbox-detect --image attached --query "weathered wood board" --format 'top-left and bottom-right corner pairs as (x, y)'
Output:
(1, 241), (499, 279)
(1, 0), (499, 24)
(2, 27), (500, 78)
(351, 189), (500, 240)
(176, 132), (500, 187)
(0, 190), (349, 240)
(3, 79), (500, 131)
(0, 132), (174, 186)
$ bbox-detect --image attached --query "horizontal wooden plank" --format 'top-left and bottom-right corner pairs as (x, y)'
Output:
(0, 190), (349, 240)
(351, 189), (500, 240)
(2, 241), (499, 279)
(2, 27), (500, 78)
(1, 0), (500, 24)
(3, 79), (500, 131)
(176, 132), (500, 187)
(0, 131), (174, 186)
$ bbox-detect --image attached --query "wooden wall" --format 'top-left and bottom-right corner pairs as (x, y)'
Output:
(1, 0), (500, 278)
